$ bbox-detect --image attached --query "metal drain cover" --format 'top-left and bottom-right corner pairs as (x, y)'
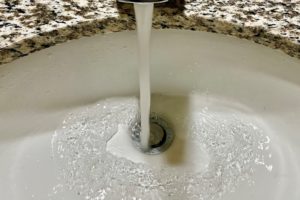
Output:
(130, 114), (174, 155)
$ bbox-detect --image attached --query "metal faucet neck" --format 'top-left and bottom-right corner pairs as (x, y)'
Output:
(118, 0), (168, 4)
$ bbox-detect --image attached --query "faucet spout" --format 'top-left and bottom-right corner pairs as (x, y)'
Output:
(118, 0), (168, 3)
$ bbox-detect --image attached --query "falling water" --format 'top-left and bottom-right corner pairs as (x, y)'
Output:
(134, 3), (154, 150)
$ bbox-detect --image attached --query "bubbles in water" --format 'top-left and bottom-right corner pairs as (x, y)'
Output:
(52, 97), (272, 200)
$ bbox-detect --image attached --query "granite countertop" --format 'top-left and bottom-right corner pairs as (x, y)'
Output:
(0, 0), (299, 65)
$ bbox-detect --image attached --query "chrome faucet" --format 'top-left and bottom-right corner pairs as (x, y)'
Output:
(118, 0), (168, 3)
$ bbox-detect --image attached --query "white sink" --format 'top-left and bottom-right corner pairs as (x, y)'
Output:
(0, 30), (300, 200)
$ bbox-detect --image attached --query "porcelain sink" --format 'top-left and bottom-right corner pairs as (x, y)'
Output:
(0, 30), (300, 200)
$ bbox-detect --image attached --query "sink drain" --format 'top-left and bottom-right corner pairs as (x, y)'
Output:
(130, 114), (174, 155)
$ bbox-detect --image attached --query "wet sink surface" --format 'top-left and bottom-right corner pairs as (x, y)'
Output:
(0, 30), (300, 200)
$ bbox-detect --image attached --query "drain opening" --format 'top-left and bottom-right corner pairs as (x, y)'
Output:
(130, 114), (174, 155)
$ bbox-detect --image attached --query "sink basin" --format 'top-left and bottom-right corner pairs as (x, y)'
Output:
(0, 30), (300, 200)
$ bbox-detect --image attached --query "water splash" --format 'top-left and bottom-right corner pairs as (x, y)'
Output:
(51, 97), (272, 200)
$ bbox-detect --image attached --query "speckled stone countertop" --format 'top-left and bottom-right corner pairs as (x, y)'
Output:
(0, 0), (299, 64)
